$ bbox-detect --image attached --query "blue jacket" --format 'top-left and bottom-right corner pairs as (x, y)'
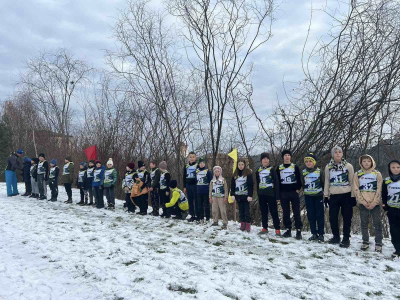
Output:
(92, 165), (105, 187)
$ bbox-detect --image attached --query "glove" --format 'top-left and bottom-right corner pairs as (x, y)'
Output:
(324, 197), (329, 208)
(351, 197), (357, 207)
(247, 197), (253, 202)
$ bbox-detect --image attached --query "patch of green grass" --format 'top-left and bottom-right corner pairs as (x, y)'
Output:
(297, 265), (306, 270)
(167, 284), (197, 294)
(133, 277), (144, 283)
(167, 223), (174, 228)
(248, 251), (254, 255)
(311, 253), (323, 259)
(374, 291), (383, 296)
(123, 260), (138, 266)
(269, 238), (289, 245)
(259, 281), (267, 286)
(325, 278), (330, 282)
(268, 257), (274, 262)
(213, 241), (224, 247)
(385, 265), (394, 272)
(351, 272), (362, 276)
(115, 216), (123, 222)
(243, 236), (250, 240)
(156, 249), (166, 254)
(228, 252), (235, 255)
(282, 273), (294, 280)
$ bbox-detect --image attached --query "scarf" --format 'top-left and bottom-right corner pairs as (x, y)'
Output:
(328, 158), (348, 171)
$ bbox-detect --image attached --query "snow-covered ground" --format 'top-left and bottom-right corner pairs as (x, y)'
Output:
(0, 183), (400, 300)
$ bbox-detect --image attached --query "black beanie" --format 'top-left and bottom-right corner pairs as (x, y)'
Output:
(89, 159), (95, 164)
(169, 180), (177, 189)
(260, 152), (270, 161)
(281, 149), (292, 158)
(38, 153), (45, 158)
(32, 158), (39, 164)
(138, 161), (145, 168)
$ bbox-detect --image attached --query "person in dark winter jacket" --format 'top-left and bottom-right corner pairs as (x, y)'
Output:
(122, 162), (137, 213)
(382, 160), (400, 258)
(159, 161), (171, 218)
(29, 158), (39, 198)
(76, 162), (88, 206)
(5, 149), (23, 196)
(231, 158), (254, 232)
(136, 161), (150, 215)
(196, 158), (212, 223)
(92, 160), (105, 209)
(276, 149), (303, 239)
(62, 156), (75, 203)
(148, 160), (161, 216)
(22, 156), (32, 196)
(104, 158), (118, 209)
(183, 152), (198, 222)
(256, 152), (281, 236)
(301, 153), (325, 242)
(48, 159), (59, 202)
(37, 153), (49, 200)
(86, 160), (95, 205)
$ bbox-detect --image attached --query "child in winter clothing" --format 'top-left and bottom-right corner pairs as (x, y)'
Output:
(136, 161), (150, 215)
(149, 160), (161, 216)
(29, 158), (39, 198)
(37, 153), (49, 200)
(196, 158), (212, 223)
(22, 156), (32, 196)
(382, 160), (400, 257)
(324, 146), (356, 248)
(159, 161), (171, 218)
(256, 152), (281, 236)
(62, 156), (75, 204)
(231, 159), (254, 232)
(183, 152), (198, 222)
(92, 160), (105, 209)
(104, 158), (118, 209)
(86, 160), (95, 205)
(130, 171), (148, 215)
(48, 159), (59, 202)
(209, 166), (228, 229)
(301, 153), (325, 242)
(76, 162), (89, 206)
(276, 150), (303, 239)
(123, 162), (136, 213)
(166, 180), (189, 220)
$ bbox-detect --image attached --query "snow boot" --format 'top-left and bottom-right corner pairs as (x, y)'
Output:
(188, 216), (196, 222)
(64, 198), (72, 204)
(211, 222), (219, 227)
(375, 244), (382, 253)
(340, 237), (350, 248)
(76, 200), (84, 205)
(38, 195), (46, 200)
(106, 204), (115, 210)
(282, 229), (292, 238)
(361, 242), (369, 251)
(245, 222), (251, 233)
(328, 235), (340, 244)
(392, 251), (400, 258)
(22, 192), (31, 197)
(29, 194), (36, 198)
(240, 222), (246, 231)
(181, 211), (189, 220)
(34, 194), (39, 199)
(50, 197), (57, 202)
(258, 228), (268, 235)
(221, 224), (227, 230)
(152, 211), (159, 216)
(318, 235), (324, 243)
(296, 229), (302, 240)
(275, 229), (281, 236)
(308, 234), (318, 241)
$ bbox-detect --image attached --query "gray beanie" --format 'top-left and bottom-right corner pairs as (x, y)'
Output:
(159, 161), (167, 169)
(331, 145), (343, 157)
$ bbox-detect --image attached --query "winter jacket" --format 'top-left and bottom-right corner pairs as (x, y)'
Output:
(276, 163), (302, 193)
(166, 187), (189, 211)
(382, 160), (400, 210)
(256, 165), (280, 198)
(196, 166), (212, 194)
(231, 169), (254, 198)
(150, 168), (161, 189)
(37, 160), (49, 181)
(159, 170), (171, 190)
(103, 167), (118, 188)
(324, 159), (354, 197)
(48, 166), (59, 183)
(353, 155), (382, 209)
(22, 157), (31, 183)
(92, 165), (105, 187)
(6, 153), (22, 171)
(30, 164), (38, 182)
(183, 161), (198, 187)
(76, 167), (88, 189)
(137, 169), (149, 188)
(131, 176), (148, 198)
(61, 162), (75, 184)
(122, 170), (136, 193)
(301, 167), (324, 197)
(209, 177), (228, 198)
(86, 166), (95, 188)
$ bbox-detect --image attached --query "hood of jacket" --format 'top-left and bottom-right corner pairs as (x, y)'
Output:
(359, 154), (376, 173)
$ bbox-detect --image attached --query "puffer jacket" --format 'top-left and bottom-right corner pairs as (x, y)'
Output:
(353, 154), (382, 209)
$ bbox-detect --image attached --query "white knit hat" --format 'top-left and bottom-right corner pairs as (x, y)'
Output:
(107, 158), (113, 166)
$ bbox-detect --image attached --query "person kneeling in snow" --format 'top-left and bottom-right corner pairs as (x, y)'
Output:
(165, 180), (189, 220)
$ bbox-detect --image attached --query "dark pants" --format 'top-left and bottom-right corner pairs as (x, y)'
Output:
(151, 188), (160, 212)
(388, 207), (400, 252)
(168, 202), (183, 218)
(37, 174), (46, 197)
(259, 194), (280, 230)
(94, 186), (104, 208)
(160, 189), (170, 215)
(186, 184), (197, 217)
(88, 186), (93, 203)
(237, 196), (251, 223)
(125, 193), (136, 212)
(305, 195), (324, 235)
(49, 180), (58, 199)
(80, 188), (88, 203)
(64, 183), (72, 199)
(105, 186), (115, 206)
(329, 192), (353, 238)
(25, 181), (32, 194)
(281, 191), (302, 230)
(139, 194), (149, 213)
(196, 193), (210, 220)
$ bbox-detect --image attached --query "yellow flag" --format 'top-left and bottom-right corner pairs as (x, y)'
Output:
(228, 148), (238, 203)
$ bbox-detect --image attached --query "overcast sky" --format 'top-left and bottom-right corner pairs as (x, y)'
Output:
(0, 0), (346, 112)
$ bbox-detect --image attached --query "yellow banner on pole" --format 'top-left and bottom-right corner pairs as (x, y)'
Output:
(228, 148), (237, 204)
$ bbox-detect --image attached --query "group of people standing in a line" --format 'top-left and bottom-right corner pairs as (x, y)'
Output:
(4, 146), (400, 258)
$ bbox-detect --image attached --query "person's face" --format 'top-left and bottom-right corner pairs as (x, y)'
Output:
(283, 154), (291, 163)
(238, 162), (245, 170)
(96, 163), (101, 168)
(50, 163), (55, 167)
(107, 163), (113, 168)
(262, 157), (270, 167)
(305, 160), (315, 169)
(89, 162), (94, 167)
(126, 166), (131, 171)
(334, 150), (343, 162)
(65, 159), (69, 164)
(189, 154), (196, 163)
(199, 162), (205, 168)
(39, 157), (44, 161)
(361, 158), (372, 170)
(31, 160), (35, 165)
(150, 163), (156, 169)
(80, 165), (84, 170)
(140, 166), (145, 171)
(215, 169), (221, 177)
(390, 162), (400, 175)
